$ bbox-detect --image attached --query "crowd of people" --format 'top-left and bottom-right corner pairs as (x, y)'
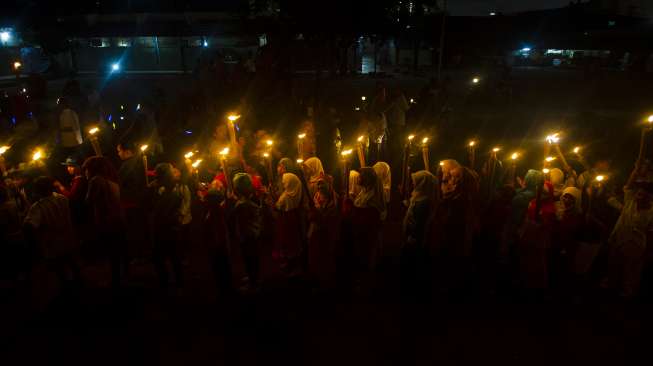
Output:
(1, 77), (652, 306)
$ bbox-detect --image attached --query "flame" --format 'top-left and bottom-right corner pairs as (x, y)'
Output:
(184, 151), (194, 159)
(89, 127), (99, 135)
(296, 158), (304, 164)
(492, 147), (500, 152)
(191, 159), (202, 168)
(542, 168), (550, 174)
(511, 152), (519, 160)
(408, 135), (415, 141)
(228, 114), (240, 122)
(32, 149), (42, 161)
(341, 149), (353, 156)
(595, 175), (605, 182)
(469, 140), (476, 147)
(422, 137), (429, 144)
(0, 145), (10, 155)
(546, 133), (560, 144)
(266, 139), (273, 146)
(263, 152), (269, 158)
(545, 156), (556, 162)
(573, 146), (580, 154)
(357, 135), (364, 142)
(140, 144), (148, 152)
(298, 133), (306, 139)
(219, 147), (230, 156)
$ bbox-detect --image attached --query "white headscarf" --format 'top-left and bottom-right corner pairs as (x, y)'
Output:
(303, 157), (324, 184)
(411, 170), (437, 204)
(373, 162), (391, 204)
(276, 173), (303, 212)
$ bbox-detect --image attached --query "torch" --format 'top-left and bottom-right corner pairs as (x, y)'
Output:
(297, 133), (306, 161)
(219, 147), (231, 193)
(401, 135), (415, 199)
(341, 148), (353, 196)
(468, 140), (477, 170)
(0, 145), (10, 175)
(573, 146), (590, 172)
(265, 139), (274, 185)
(88, 127), (102, 156)
(639, 115), (653, 163)
(509, 152), (519, 187)
(422, 137), (430, 172)
(488, 147), (500, 193)
(356, 135), (366, 168)
(140, 144), (149, 185)
(227, 114), (240, 149)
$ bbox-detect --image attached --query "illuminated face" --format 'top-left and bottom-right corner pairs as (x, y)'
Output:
(117, 145), (131, 160)
(66, 165), (76, 176)
(561, 193), (576, 210)
(441, 165), (463, 196)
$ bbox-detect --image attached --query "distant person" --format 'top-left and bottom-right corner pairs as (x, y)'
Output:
(54, 157), (88, 227)
(231, 173), (263, 291)
(116, 140), (149, 261)
(23, 176), (80, 289)
(58, 98), (83, 155)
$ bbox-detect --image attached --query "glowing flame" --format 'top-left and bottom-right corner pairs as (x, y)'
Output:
(341, 149), (353, 156)
(546, 133), (560, 144)
(298, 133), (306, 139)
(542, 168), (550, 174)
(140, 144), (148, 152)
(647, 115), (653, 124)
(192, 159), (202, 168)
(511, 152), (519, 160)
(184, 151), (194, 159)
(573, 146), (581, 154)
(492, 147), (501, 152)
(472, 77), (480, 84)
(0, 145), (10, 155)
(357, 135), (365, 142)
(439, 161), (445, 166)
(13, 61), (21, 70)
(545, 156), (556, 162)
(595, 175), (605, 182)
(263, 152), (269, 158)
(361, 96), (366, 101)
(297, 158), (304, 164)
(469, 140), (476, 147)
(32, 149), (42, 161)
(408, 135), (415, 141)
(422, 137), (429, 144)
(89, 127), (99, 135)
(219, 147), (230, 156)
(228, 114), (240, 122)
(266, 140), (273, 146)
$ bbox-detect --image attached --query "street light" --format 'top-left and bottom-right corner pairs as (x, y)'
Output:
(111, 63), (120, 72)
(0, 32), (10, 43)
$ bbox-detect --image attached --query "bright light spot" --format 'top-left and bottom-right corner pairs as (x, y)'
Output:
(298, 133), (306, 139)
(542, 168), (550, 174)
(546, 133), (560, 144)
(120, 116), (124, 120)
(357, 135), (365, 142)
(192, 159), (202, 168)
(203, 40), (208, 47)
(573, 146), (581, 154)
(184, 152), (194, 159)
(112, 123), (116, 130)
(120, 105), (124, 110)
(354, 107), (361, 111)
(0, 145), (10, 155)
(408, 135), (415, 141)
(439, 161), (445, 166)
(219, 147), (230, 156)
(410, 98), (415, 104)
(21, 88), (26, 93)
(13, 61), (21, 70)
(521, 47), (531, 52)
(136, 103), (141, 111)
(0, 32), (10, 42)
(228, 114), (240, 122)
(595, 175), (605, 182)
(140, 144), (148, 152)
(422, 137), (429, 144)
(469, 140), (476, 147)
(545, 156), (556, 162)
(341, 149), (353, 156)
(32, 149), (42, 161)
(266, 140), (273, 146)
(492, 147), (500, 152)
(296, 158), (304, 164)
(184, 130), (193, 135)
(511, 152), (519, 160)
(263, 152), (269, 158)
(111, 63), (120, 71)
(89, 127), (99, 135)
(647, 115), (653, 123)
(472, 77), (480, 84)
(361, 96), (366, 101)
(489, 12), (496, 16)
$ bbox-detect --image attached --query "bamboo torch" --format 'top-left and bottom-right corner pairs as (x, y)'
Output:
(297, 133), (306, 161)
(341, 148), (353, 196)
(509, 152), (519, 187)
(422, 137), (430, 172)
(88, 127), (102, 156)
(219, 147), (231, 194)
(356, 135), (366, 168)
(468, 140), (477, 170)
(639, 115), (653, 163)
(401, 135), (415, 199)
(140, 144), (149, 185)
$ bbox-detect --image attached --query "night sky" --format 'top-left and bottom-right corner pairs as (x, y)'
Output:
(450, 0), (575, 15)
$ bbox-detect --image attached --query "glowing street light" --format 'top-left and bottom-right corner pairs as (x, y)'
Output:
(111, 63), (120, 72)
(0, 32), (10, 43)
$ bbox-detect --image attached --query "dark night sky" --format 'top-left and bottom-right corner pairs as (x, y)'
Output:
(449, 0), (575, 15)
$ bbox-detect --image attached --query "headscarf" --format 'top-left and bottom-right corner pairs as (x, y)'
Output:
(314, 176), (337, 210)
(303, 157), (324, 184)
(549, 168), (565, 196)
(561, 186), (582, 212)
(354, 167), (387, 219)
(276, 173), (303, 212)
(410, 170), (437, 204)
(373, 161), (391, 204)
(278, 158), (302, 177)
(440, 159), (464, 199)
(233, 173), (254, 198)
(349, 170), (361, 198)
